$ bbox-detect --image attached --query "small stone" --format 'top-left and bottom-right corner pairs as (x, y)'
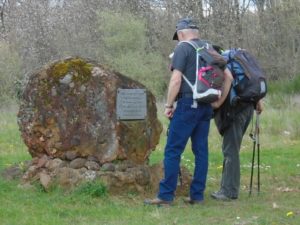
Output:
(83, 170), (97, 181)
(46, 158), (65, 171)
(69, 158), (87, 169)
(39, 172), (51, 191)
(91, 67), (102, 77)
(78, 167), (88, 174)
(101, 163), (115, 172)
(57, 167), (83, 189)
(115, 160), (135, 171)
(87, 155), (99, 162)
(22, 165), (38, 181)
(59, 73), (73, 84)
(1, 166), (23, 180)
(31, 157), (39, 164)
(85, 161), (100, 171)
(36, 155), (49, 168)
(64, 151), (78, 161)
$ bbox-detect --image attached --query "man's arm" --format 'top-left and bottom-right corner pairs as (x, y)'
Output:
(211, 68), (233, 109)
(164, 69), (182, 118)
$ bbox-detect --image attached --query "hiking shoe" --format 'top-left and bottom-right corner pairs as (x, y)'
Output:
(183, 197), (204, 205)
(144, 197), (172, 206)
(211, 190), (237, 201)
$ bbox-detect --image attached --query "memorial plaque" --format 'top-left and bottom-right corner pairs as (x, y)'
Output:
(116, 89), (147, 120)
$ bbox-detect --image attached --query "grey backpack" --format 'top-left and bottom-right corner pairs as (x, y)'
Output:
(180, 41), (227, 103)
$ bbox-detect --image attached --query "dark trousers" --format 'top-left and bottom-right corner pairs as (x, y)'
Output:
(158, 98), (212, 201)
(220, 104), (254, 198)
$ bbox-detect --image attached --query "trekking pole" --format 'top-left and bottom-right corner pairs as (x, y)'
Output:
(249, 111), (261, 196)
(256, 112), (260, 194)
(249, 112), (257, 196)
(249, 129), (256, 195)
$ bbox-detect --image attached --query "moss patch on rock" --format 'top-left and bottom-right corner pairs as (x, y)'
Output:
(49, 58), (93, 83)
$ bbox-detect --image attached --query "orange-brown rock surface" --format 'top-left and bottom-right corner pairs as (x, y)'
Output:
(17, 57), (162, 164)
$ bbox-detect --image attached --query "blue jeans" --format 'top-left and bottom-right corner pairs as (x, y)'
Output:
(158, 98), (213, 201)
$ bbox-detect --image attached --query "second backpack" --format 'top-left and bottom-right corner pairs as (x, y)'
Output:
(222, 49), (267, 105)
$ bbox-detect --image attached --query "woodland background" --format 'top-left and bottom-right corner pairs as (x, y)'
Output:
(0, 0), (300, 102)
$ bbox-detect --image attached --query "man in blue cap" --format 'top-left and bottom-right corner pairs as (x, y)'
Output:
(144, 18), (233, 206)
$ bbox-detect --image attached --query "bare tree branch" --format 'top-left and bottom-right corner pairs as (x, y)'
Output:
(0, 0), (8, 33)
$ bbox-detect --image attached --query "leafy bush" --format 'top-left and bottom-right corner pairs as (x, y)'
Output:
(97, 11), (167, 98)
(0, 42), (22, 104)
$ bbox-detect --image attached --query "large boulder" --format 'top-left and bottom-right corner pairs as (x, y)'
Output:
(18, 57), (162, 164)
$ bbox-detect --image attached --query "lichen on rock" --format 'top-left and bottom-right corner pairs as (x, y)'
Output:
(18, 57), (162, 165)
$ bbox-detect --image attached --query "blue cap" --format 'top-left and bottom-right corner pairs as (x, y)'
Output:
(173, 18), (199, 40)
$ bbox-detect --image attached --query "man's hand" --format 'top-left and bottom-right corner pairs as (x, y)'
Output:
(164, 107), (175, 118)
(256, 100), (263, 114)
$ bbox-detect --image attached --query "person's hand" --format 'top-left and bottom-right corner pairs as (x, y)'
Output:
(256, 100), (263, 114)
(211, 101), (220, 109)
(164, 107), (175, 118)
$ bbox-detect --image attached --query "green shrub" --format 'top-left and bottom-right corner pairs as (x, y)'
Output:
(0, 41), (22, 104)
(73, 181), (107, 198)
(97, 11), (167, 98)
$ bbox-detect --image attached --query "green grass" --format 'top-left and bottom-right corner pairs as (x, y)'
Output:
(0, 105), (31, 170)
(268, 75), (300, 95)
(73, 181), (108, 198)
(0, 99), (300, 225)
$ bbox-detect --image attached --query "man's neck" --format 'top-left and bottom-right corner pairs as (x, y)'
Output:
(183, 35), (199, 41)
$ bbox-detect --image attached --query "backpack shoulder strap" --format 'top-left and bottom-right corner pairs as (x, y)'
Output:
(180, 40), (208, 51)
(177, 41), (203, 90)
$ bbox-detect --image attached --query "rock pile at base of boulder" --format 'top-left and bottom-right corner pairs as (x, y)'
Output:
(2, 155), (192, 196)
